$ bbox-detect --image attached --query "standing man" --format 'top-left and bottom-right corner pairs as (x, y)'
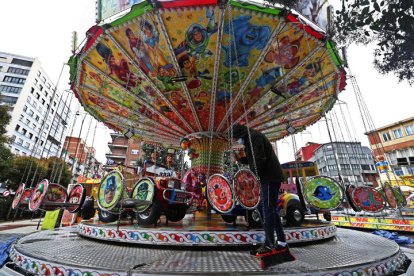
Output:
(232, 124), (293, 259)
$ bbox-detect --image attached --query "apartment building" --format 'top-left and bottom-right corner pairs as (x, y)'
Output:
(0, 52), (71, 158)
(313, 142), (378, 186)
(366, 116), (414, 176)
(105, 133), (142, 169)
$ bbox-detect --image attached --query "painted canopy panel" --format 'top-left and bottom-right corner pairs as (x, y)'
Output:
(71, 0), (346, 145)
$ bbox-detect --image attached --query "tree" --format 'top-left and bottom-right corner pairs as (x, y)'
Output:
(4, 156), (46, 189)
(0, 105), (14, 183)
(5, 156), (72, 189)
(334, 0), (414, 85)
(44, 157), (72, 187)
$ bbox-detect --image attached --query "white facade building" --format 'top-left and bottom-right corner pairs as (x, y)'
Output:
(0, 52), (72, 158)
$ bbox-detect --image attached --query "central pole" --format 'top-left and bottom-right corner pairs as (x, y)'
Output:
(190, 138), (228, 176)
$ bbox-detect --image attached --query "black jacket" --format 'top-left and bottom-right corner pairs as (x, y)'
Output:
(232, 124), (284, 183)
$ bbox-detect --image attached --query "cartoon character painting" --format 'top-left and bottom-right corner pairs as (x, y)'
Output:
(178, 54), (212, 89)
(353, 187), (384, 212)
(157, 64), (179, 92)
(286, 61), (322, 95)
(223, 15), (271, 67)
(174, 9), (217, 59)
(207, 176), (234, 212)
(312, 185), (335, 201)
(32, 183), (45, 206)
(383, 183), (397, 208)
(95, 42), (137, 89)
(125, 27), (152, 74)
(213, 183), (229, 206)
(253, 35), (303, 88)
(194, 91), (209, 111)
(104, 175), (116, 204)
(268, 35), (303, 69)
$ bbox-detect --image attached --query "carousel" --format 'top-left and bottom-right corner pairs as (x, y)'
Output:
(7, 0), (410, 275)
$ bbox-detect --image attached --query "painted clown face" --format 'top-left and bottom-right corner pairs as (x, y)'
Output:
(213, 184), (228, 205)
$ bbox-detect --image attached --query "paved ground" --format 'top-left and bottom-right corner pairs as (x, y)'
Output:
(0, 219), (40, 235)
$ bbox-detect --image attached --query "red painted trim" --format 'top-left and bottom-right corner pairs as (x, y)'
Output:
(287, 14), (324, 40)
(339, 69), (347, 91)
(82, 26), (104, 54)
(158, 0), (217, 9)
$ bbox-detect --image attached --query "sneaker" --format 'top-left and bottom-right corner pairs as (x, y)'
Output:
(255, 246), (277, 257)
(275, 244), (289, 253)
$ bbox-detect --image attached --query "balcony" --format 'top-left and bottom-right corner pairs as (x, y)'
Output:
(108, 143), (128, 148)
(105, 153), (126, 159)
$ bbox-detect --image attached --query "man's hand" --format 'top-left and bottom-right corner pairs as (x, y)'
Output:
(233, 150), (245, 161)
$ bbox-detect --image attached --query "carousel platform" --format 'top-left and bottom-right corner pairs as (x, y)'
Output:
(8, 225), (408, 275)
(78, 215), (336, 246)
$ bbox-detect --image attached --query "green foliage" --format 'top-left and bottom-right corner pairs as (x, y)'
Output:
(4, 156), (71, 189)
(43, 156), (72, 187)
(0, 105), (14, 184)
(335, 0), (414, 84)
(0, 197), (12, 220)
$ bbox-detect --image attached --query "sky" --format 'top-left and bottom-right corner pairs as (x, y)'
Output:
(0, 1), (412, 164)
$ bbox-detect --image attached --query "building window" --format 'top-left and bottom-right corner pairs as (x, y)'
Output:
(23, 105), (27, 112)
(22, 128), (27, 135)
(3, 76), (26, 84)
(36, 93), (40, 100)
(406, 125), (414, 135)
(382, 132), (391, 142)
(325, 154), (335, 160)
(0, 85), (22, 94)
(27, 109), (34, 116)
(11, 58), (33, 67)
(361, 164), (371, 170)
(16, 138), (23, 145)
(328, 165), (338, 170)
(394, 128), (403, 139)
(340, 164), (350, 170)
(15, 124), (20, 131)
(39, 84), (43, 91)
(351, 164), (360, 170)
(1, 96), (18, 105)
(7, 67), (29, 75)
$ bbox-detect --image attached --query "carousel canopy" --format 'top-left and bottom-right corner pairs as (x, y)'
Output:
(69, 0), (346, 146)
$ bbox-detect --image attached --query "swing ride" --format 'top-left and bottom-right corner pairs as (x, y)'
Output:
(7, 0), (411, 275)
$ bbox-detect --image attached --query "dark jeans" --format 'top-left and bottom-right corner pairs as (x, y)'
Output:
(259, 180), (286, 248)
